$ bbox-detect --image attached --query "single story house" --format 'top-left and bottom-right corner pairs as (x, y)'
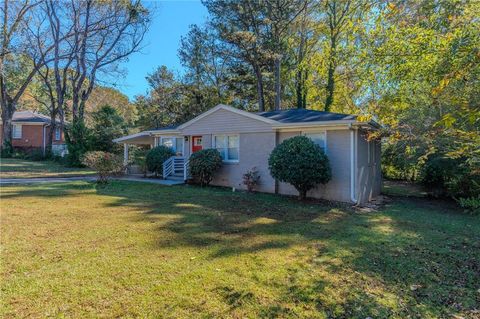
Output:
(0, 111), (66, 155)
(114, 104), (381, 204)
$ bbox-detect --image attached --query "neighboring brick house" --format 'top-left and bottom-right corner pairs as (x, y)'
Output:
(0, 111), (66, 155)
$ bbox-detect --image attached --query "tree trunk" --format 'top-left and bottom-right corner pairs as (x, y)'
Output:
(325, 61), (335, 112)
(72, 92), (79, 121)
(79, 98), (86, 121)
(254, 65), (265, 112)
(296, 69), (308, 109)
(46, 112), (56, 156)
(325, 35), (337, 112)
(1, 100), (15, 148)
(302, 70), (308, 109)
(299, 189), (307, 201)
(296, 69), (303, 109)
(274, 56), (281, 110)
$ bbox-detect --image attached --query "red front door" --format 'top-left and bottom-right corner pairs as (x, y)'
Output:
(192, 136), (203, 153)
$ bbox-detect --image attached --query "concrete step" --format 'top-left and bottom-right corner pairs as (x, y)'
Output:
(166, 175), (184, 181)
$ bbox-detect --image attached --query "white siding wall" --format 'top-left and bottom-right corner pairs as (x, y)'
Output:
(176, 108), (381, 203)
(181, 109), (273, 135)
(356, 131), (382, 203)
(207, 132), (276, 193)
(277, 130), (352, 202)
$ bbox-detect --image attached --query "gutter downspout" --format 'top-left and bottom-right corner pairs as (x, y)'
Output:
(350, 125), (357, 203)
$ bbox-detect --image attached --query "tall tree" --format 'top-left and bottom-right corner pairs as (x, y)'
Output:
(178, 24), (229, 101)
(0, 0), (44, 148)
(90, 105), (128, 153)
(135, 66), (183, 129)
(67, 0), (149, 124)
(85, 86), (137, 126)
(322, 0), (362, 112)
(264, 0), (308, 110)
(32, 0), (77, 153)
(291, 1), (319, 109)
(203, 0), (271, 111)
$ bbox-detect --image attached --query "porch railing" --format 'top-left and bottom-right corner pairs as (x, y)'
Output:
(163, 156), (186, 179)
(162, 156), (174, 178)
(183, 159), (190, 181)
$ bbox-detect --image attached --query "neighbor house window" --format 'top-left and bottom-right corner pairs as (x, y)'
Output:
(55, 127), (61, 141)
(214, 134), (239, 162)
(304, 131), (327, 153)
(12, 124), (22, 139)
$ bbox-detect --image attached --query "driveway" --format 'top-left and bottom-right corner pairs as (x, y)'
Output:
(0, 176), (184, 186)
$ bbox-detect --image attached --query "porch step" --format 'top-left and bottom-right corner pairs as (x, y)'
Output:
(162, 156), (187, 182)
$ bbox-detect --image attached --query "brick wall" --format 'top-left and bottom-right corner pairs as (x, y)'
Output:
(0, 124), (65, 147)
(11, 125), (45, 148)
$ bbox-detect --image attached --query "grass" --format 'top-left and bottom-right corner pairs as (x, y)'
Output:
(382, 180), (428, 197)
(1, 181), (479, 318)
(0, 158), (95, 179)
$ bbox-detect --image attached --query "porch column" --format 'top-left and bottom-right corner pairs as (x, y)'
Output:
(123, 143), (129, 166)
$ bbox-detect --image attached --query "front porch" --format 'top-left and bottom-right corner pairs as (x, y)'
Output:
(113, 130), (195, 182)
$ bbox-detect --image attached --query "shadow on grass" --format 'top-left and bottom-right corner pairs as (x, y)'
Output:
(95, 181), (480, 317)
(2, 180), (479, 317)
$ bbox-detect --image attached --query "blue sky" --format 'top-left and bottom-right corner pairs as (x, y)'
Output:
(115, 1), (209, 100)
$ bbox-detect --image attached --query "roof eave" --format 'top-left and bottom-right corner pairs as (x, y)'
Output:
(9, 121), (48, 125)
(149, 130), (180, 136)
(273, 120), (356, 129)
(352, 120), (382, 130)
(113, 131), (153, 143)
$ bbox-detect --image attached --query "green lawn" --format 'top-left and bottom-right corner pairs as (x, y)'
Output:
(382, 180), (429, 197)
(1, 181), (479, 318)
(0, 158), (95, 179)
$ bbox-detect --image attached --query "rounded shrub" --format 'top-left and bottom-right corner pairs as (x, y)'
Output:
(146, 145), (175, 177)
(268, 135), (331, 200)
(189, 149), (222, 186)
(82, 151), (124, 183)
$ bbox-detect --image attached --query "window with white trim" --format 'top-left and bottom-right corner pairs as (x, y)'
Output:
(161, 137), (174, 149)
(55, 127), (61, 141)
(160, 136), (184, 155)
(213, 134), (239, 162)
(12, 124), (22, 139)
(304, 131), (327, 153)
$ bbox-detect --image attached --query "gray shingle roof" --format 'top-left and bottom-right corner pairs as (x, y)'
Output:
(12, 111), (51, 123)
(150, 124), (179, 131)
(257, 108), (356, 123)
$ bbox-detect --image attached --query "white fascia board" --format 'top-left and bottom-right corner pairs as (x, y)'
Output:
(150, 130), (180, 136)
(178, 104), (277, 130)
(114, 129), (182, 143)
(352, 121), (382, 130)
(113, 131), (152, 143)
